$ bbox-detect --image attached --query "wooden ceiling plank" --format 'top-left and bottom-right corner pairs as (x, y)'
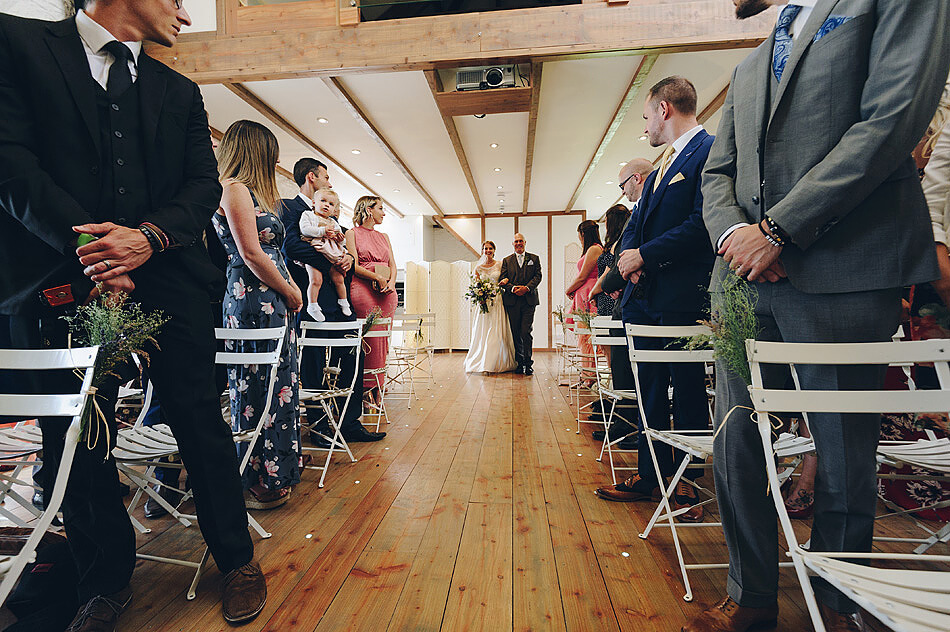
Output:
(522, 61), (542, 215)
(146, 2), (773, 84)
(223, 82), (404, 218)
(563, 53), (659, 212)
(323, 76), (445, 217)
(425, 70), (486, 217)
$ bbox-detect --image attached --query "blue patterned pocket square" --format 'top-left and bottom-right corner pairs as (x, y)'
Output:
(814, 15), (853, 43)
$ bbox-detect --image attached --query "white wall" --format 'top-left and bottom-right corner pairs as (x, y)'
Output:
(1, 0), (67, 20)
(182, 0), (216, 33)
(381, 215), (424, 270)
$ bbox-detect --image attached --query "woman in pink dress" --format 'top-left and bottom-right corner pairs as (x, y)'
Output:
(566, 220), (604, 377)
(346, 196), (398, 403)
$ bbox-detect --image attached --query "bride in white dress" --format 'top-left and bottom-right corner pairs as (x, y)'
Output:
(465, 241), (517, 373)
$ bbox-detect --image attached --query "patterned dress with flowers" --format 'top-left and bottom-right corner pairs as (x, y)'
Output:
(213, 196), (300, 492)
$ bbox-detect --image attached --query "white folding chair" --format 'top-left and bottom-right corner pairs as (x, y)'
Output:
(386, 316), (423, 409)
(115, 326), (284, 599)
(748, 338), (950, 632)
(362, 317), (392, 430)
(395, 313), (436, 390)
(589, 316), (639, 484)
(0, 346), (98, 604)
(297, 320), (363, 488)
(567, 320), (600, 426)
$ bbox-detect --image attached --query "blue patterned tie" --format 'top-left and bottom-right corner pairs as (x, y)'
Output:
(772, 4), (802, 82)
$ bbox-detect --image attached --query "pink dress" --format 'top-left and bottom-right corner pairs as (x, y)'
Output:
(570, 252), (600, 368)
(350, 225), (398, 389)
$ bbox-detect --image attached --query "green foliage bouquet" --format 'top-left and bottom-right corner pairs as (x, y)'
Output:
(62, 292), (168, 450)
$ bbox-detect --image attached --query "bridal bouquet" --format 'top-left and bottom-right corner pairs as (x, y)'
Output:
(62, 291), (168, 451)
(465, 275), (500, 314)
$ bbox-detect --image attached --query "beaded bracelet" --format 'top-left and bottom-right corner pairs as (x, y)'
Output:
(764, 216), (790, 245)
(139, 222), (169, 252)
(758, 221), (784, 248)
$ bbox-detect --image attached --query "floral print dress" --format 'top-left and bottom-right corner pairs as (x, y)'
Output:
(213, 196), (300, 492)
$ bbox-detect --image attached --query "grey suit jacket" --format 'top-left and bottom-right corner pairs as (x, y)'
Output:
(702, 0), (950, 293)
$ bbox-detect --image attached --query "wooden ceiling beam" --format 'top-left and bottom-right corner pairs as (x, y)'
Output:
(223, 82), (404, 218)
(563, 53), (659, 212)
(445, 210), (585, 219)
(145, 2), (773, 84)
(434, 87), (532, 117)
(522, 61), (542, 215)
(323, 76), (445, 217)
(425, 70), (486, 217)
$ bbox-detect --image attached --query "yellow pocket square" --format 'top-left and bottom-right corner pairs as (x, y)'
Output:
(669, 172), (686, 184)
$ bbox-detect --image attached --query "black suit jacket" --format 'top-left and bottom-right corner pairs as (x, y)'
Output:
(0, 15), (222, 314)
(279, 196), (354, 318)
(499, 252), (542, 307)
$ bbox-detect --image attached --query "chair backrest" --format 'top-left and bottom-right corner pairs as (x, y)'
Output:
(214, 327), (286, 368)
(624, 323), (714, 364)
(747, 339), (950, 415)
(295, 320), (364, 424)
(591, 316), (625, 349)
(362, 317), (392, 339)
(0, 347), (99, 418)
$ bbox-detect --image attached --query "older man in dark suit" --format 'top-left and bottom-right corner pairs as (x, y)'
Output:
(280, 158), (384, 443)
(693, 2), (950, 631)
(0, 1), (267, 628)
(499, 233), (542, 375)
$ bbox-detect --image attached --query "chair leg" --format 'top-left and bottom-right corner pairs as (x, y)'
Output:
(187, 548), (211, 601)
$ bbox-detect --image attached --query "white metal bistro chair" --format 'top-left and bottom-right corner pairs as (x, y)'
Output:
(394, 313), (436, 390)
(0, 346), (98, 605)
(297, 320), (363, 488)
(747, 338), (950, 632)
(362, 317), (392, 430)
(115, 326), (284, 599)
(567, 320), (600, 428)
(589, 316), (639, 484)
(386, 316), (423, 409)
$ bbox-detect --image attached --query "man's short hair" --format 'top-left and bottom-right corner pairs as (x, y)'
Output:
(292, 158), (328, 187)
(647, 76), (697, 116)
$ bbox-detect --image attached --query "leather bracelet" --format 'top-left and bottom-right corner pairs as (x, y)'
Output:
(764, 216), (790, 245)
(758, 221), (784, 248)
(140, 222), (169, 251)
(139, 225), (160, 252)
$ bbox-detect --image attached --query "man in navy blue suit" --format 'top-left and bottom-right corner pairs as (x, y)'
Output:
(595, 77), (714, 523)
(280, 158), (384, 443)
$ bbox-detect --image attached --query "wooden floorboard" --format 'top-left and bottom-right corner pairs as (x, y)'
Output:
(8, 351), (943, 632)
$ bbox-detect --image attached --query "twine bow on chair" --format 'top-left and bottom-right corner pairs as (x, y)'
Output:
(715, 404), (786, 495)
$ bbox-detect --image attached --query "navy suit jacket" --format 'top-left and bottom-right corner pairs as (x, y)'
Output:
(279, 196), (354, 321)
(620, 129), (716, 316)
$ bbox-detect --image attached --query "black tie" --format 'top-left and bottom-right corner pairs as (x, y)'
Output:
(103, 41), (133, 98)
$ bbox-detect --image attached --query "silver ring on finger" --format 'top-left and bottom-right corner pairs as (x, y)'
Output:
(103, 260), (113, 271)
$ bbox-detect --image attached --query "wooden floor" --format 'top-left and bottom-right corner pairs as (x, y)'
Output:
(106, 352), (940, 631)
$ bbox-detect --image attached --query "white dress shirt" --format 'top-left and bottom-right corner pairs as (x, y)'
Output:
(668, 125), (705, 169)
(924, 121), (950, 248)
(296, 192), (315, 210)
(715, 0), (817, 250)
(75, 10), (141, 91)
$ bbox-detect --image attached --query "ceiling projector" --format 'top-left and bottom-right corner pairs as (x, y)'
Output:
(456, 65), (517, 91)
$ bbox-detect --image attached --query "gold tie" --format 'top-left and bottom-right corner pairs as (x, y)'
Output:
(653, 145), (676, 192)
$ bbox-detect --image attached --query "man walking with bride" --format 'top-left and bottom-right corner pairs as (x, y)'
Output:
(464, 234), (542, 374)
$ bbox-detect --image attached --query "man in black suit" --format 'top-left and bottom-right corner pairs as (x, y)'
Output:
(499, 233), (542, 375)
(280, 158), (384, 443)
(0, 1), (265, 628)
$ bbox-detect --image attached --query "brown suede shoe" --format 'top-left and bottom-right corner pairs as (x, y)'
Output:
(819, 603), (861, 631)
(66, 585), (132, 632)
(681, 596), (778, 632)
(673, 481), (704, 523)
(595, 474), (660, 502)
(222, 560), (267, 624)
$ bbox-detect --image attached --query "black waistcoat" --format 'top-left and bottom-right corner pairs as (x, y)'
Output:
(94, 80), (150, 225)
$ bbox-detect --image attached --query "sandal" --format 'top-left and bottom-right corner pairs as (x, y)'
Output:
(244, 485), (291, 511)
(784, 488), (814, 519)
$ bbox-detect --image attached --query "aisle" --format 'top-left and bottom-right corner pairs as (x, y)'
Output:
(119, 352), (925, 632)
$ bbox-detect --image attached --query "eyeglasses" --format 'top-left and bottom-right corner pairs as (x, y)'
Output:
(618, 172), (636, 191)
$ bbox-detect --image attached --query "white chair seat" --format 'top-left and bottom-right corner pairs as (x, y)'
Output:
(878, 438), (950, 473)
(647, 430), (714, 460)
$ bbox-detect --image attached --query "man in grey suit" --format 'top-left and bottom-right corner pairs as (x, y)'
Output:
(692, 2), (950, 631)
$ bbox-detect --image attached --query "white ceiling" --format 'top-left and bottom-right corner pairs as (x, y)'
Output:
(200, 46), (754, 220)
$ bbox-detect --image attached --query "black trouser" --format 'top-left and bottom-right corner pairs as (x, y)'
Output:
(608, 322), (638, 428)
(297, 310), (364, 433)
(504, 301), (536, 369)
(9, 276), (253, 600)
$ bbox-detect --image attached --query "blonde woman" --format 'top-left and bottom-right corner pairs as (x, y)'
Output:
(213, 120), (301, 510)
(346, 196), (398, 400)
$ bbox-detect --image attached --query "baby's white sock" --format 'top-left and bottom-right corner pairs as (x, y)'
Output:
(307, 302), (325, 322)
(338, 299), (352, 316)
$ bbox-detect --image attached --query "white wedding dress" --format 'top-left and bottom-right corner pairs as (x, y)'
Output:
(464, 261), (517, 373)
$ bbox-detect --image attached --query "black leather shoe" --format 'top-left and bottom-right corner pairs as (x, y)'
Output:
(524, 366), (534, 376)
(342, 425), (386, 442)
(144, 484), (184, 520)
(32, 490), (43, 510)
(514, 365), (524, 374)
(307, 431), (333, 449)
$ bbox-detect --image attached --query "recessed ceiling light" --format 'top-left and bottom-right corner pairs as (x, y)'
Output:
(351, 149), (361, 155)
(605, 181), (614, 185)
(639, 135), (648, 141)
(317, 117), (329, 124)
(493, 167), (501, 172)
(595, 195), (603, 199)
(497, 185), (503, 190)
(490, 143), (498, 148)
(408, 202), (413, 205)
(375, 172), (383, 176)
(393, 188), (400, 193)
